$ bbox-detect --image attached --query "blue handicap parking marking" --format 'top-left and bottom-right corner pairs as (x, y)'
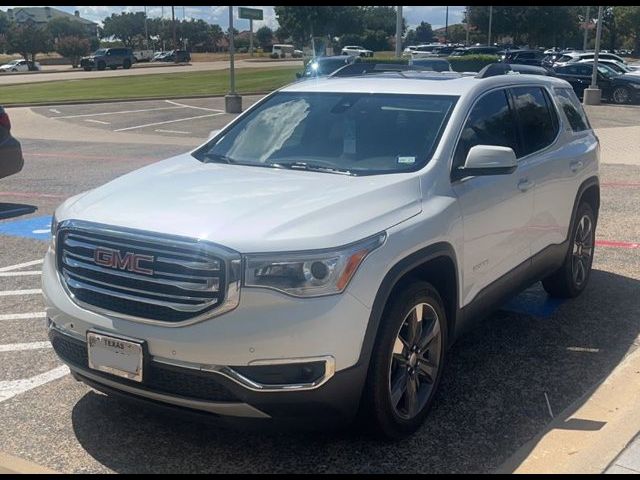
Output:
(501, 283), (567, 318)
(0, 215), (52, 241)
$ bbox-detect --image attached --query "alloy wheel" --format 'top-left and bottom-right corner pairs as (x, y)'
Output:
(572, 214), (594, 287)
(388, 302), (442, 420)
(613, 87), (630, 104)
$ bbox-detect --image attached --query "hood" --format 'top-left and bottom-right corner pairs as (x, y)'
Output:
(620, 73), (640, 83)
(60, 154), (422, 253)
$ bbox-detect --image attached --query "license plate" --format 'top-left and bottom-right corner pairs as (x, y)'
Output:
(87, 331), (144, 382)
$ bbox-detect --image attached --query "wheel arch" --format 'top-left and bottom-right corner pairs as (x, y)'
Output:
(357, 242), (460, 372)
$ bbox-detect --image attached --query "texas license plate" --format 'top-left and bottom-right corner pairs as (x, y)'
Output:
(87, 331), (144, 382)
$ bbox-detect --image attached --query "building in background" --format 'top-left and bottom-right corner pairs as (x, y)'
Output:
(5, 7), (98, 38)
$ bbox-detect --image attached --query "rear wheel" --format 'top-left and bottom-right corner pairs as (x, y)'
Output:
(123, 59), (131, 69)
(362, 281), (447, 439)
(612, 86), (631, 104)
(542, 202), (596, 298)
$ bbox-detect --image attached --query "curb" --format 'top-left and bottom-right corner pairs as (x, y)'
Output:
(3, 92), (272, 108)
(495, 345), (640, 474)
(0, 452), (59, 474)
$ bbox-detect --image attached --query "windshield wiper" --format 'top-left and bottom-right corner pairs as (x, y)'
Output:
(202, 153), (233, 164)
(269, 161), (355, 176)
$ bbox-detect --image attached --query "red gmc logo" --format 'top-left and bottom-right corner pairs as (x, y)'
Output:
(94, 247), (154, 276)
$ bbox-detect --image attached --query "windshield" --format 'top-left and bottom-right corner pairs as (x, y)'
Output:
(194, 92), (457, 175)
(303, 58), (346, 76)
(597, 64), (618, 78)
(93, 49), (107, 56)
(6, 60), (20, 65)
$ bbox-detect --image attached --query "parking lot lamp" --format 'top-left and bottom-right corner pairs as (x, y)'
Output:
(583, 5), (603, 105)
(225, 6), (242, 113)
(487, 6), (493, 46)
(395, 6), (403, 57)
(583, 6), (590, 51)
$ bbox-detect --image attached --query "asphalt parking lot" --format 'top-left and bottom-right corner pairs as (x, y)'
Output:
(0, 99), (639, 473)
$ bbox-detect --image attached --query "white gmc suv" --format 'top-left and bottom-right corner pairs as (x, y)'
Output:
(44, 71), (600, 439)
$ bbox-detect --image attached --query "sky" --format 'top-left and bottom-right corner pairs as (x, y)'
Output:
(0, 6), (467, 31)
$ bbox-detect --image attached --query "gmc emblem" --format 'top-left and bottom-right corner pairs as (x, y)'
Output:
(94, 247), (154, 276)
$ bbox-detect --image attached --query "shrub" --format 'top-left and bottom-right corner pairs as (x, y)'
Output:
(448, 54), (500, 72)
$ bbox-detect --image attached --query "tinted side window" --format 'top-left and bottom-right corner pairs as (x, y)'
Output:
(511, 87), (558, 156)
(453, 89), (518, 170)
(554, 88), (591, 132)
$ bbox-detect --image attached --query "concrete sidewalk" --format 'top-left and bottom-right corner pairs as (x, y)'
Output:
(496, 345), (640, 474)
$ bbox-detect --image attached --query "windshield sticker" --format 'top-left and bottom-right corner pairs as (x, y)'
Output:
(397, 156), (416, 164)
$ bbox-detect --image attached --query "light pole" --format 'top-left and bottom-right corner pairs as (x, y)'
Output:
(487, 6), (493, 46)
(583, 6), (590, 51)
(171, 6), (177, 63)
(225, 6), (242, 113)
(583, 6), (604, 105)
(466, 6), (470, 46)
(445, 6), (449, 44)
(395, 6), (403, 57)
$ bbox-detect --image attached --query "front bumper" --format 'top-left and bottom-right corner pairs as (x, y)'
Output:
(43, 247), (372, 422)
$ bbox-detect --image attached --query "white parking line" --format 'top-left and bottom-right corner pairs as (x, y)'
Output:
(0, 259), (43, 272)
(0, 365), (69, 403)
(84, 119), (110, 125)
(53, 105), (186, 119)
(0, 289), (42, 297)
(164, 99), (225, 112)
(155, 129), (191, 135)
(114, 112), (224, 132)
(0, 312), (46, 322)
(0, 271), (42, 277)
(0, 341), (51, 353)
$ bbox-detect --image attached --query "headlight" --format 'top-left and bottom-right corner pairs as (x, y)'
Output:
(244, 233), (386, 297)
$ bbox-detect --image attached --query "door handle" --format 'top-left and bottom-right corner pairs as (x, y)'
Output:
(517, 178), (534, 192)
(570, 160), (584, 172)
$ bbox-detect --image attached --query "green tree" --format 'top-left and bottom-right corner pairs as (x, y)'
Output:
(415, 22), (434, 43)
(47, 17), (86, 41)
(55, 35), (90, 67)
(404, 29), (417, 48)
(615, 6), (640, 54)
(274, 6), (363, 46)
(362, 6), (405, 37)
(0, 10), (10, 36)
(6, 22), (51, 62)
(255, 25), (273, 48)
(101, 12), (146, 47)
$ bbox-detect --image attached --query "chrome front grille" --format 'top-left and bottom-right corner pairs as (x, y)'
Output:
(56, 220), (241, 325)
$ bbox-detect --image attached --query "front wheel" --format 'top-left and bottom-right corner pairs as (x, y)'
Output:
(542, 202), (596, 298)
(612, 86), (631, 104)
(362, 281), (447, 439)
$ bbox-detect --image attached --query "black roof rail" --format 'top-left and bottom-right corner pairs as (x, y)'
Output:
(476, 62), (555, 79)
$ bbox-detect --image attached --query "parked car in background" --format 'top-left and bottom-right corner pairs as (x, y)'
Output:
(408, 57), (453, 72)
(80, 48), (136, 71)
(402, 45), (419, 57)
(133, 50), (154, 62)
(272, 44), (295, 58)
(297, 55), (358, 79)
(0, 106), (24, 180)
(502, 49), (546, 66)
(410, 44), (442, 58)
(450, 46), (501, 57)
(576, 58), (640, 76)
(553, 62), (640, 104)
(551, 51), (628, 68)
(431, 45), (458, 57)
(0, 59), (41, 73)
(341, 45), (374, 57)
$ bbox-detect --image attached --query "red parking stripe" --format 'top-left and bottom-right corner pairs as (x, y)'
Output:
(596, 240), (640, 249)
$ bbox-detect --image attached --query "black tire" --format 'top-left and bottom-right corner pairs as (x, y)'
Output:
(361, 280), (447, 439)
(83, 67), (92, 72)
(109, 65), (117, 70)
(542, 202), (596, 298)
(11, 68), (17, 72)
(97, 61), (106, 71)
(611, 86), (631, 104)
(123, 59), (131, 69)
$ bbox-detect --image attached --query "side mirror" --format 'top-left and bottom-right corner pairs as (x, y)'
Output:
(208, 129), (221, 139)
(454, 145), (517, 179)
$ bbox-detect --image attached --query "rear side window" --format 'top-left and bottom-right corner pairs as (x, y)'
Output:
(510, 87), (559, 156)
(554, 88), (591, 132)
(453, 89), (518, 170)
